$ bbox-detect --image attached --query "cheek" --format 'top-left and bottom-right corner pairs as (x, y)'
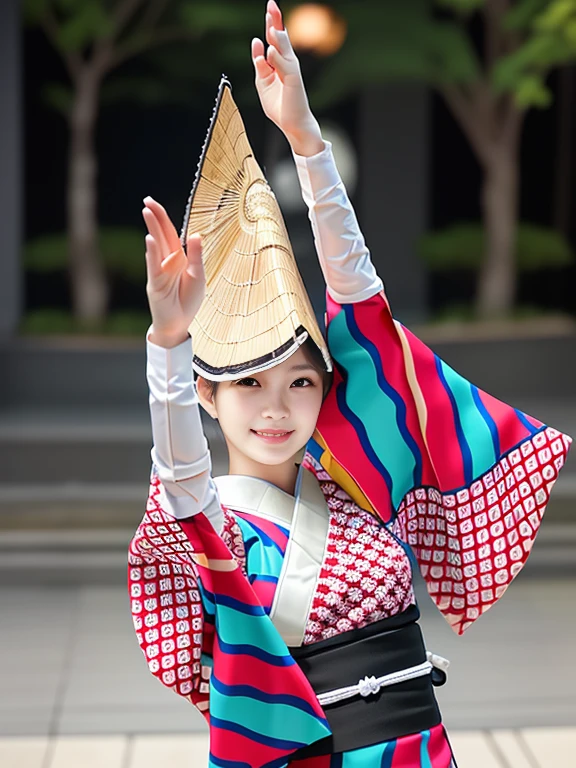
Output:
(216, 391), (256, 430)
(296, 389), (323, 422)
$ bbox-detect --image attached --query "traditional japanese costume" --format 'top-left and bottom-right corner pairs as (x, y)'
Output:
(129, 80), (571, 768)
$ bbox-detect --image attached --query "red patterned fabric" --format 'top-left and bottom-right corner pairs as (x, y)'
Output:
(128, 485), (209, 713)
(303, 465), (414, 644)
(392, 426), (569, 634)
(129, 475), (331, 767)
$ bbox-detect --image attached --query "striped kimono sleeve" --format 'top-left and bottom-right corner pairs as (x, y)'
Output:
(129, 474), (330, 768)
(311, 291), (572, 635)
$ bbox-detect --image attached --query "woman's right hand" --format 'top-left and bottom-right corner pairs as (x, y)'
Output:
(142, 196), (205, 348)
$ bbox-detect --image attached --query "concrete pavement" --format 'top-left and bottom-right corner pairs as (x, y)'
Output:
(2, 578), (574, 738)
(1, 728), (576, 768)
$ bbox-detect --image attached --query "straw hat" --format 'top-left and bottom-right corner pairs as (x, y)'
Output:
(181, 77), (332, 381)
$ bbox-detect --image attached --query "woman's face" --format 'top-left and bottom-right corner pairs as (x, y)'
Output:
(197, 345), (324, 467)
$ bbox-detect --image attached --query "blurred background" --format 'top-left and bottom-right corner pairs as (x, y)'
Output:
(0, 1), (575, 766)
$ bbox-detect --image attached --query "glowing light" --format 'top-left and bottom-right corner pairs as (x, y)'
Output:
(286, 4), (347, 57)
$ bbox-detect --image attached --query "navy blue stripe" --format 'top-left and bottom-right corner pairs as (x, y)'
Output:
(210, 674), (324, 718)
(335, 379), (395, 504)
(515, 408), (540, 436)
(250, 574), (278, 584)
(343, 305), (424, 487)
(209, 716), (312, 750)
(263, 758), (307, 768)
(434, 356), (473, 486)
(381, 739), (396, 768)
(200, 587), (267, 617)
(197, 581), (215, 617)
(207, 753), (251, 768)
(216, 638), (295, 666)
(306, 436), (324, 463)
(471, 384), (500, 459)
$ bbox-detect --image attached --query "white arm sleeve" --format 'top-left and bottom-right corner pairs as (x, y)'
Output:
(293, 140), (383, 304)
(146, 329), (223, 532)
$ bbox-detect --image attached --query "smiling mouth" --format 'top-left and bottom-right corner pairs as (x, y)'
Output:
(250, 429), (294, 441)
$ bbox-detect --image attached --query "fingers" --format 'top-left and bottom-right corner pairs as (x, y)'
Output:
(142, 207), (169, 256)
(184, 234), (204, 279)
(269, 25), (294, 60)
(252, 38), (274, 80)
(145, 234), (162, 279)
(267, 45), (294, 80)
(267, 1), (284, 33)
(143, 196), (181, 253)
(252, 37), (265, 59)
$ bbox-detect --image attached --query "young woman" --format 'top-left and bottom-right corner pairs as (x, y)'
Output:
(129, 3), (571, 766)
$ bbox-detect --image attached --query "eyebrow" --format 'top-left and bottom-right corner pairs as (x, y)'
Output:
(288, 364), (317, 373)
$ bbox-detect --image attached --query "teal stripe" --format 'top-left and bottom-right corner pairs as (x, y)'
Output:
(438, 359), (497, 478)
(235, 517), (284, 578)
(329, 311), (417, 507)
(217, 604), (289, 658)
(209, 688), (326, 743)
(420, 729), (432, 768)
(342, 741), (390, 768)
(200, 652), (213, 669)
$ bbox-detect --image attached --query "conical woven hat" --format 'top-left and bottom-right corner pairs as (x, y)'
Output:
(181, 77), (331, 381)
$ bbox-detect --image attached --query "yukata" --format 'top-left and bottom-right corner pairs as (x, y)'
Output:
(129, 142), (572, 768)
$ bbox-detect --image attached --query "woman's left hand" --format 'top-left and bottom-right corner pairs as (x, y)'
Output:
(252, 0), (324, 156)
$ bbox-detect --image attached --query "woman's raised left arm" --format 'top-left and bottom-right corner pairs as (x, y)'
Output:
(253, 1), (382, 303)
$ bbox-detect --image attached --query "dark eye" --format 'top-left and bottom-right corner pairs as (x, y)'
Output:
(291, 377), (313, 388)
(237, 377), (259, 387)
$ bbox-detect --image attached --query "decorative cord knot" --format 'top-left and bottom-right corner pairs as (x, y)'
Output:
(426, 651), (450, 687)
(358, 675), (381, 697)
(426, 651), (450, 672)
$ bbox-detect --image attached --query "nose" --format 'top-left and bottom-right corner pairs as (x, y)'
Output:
(261, 392), (289, 421)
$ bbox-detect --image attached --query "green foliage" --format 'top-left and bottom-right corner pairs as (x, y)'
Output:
(496, 0), (576, 107)
(418, 222), (573, 271)
(21, 308), (151, 336)
(309, 1), (576, 111)
(24, 0), (114, 52)
(24, 228), (146, 282)
(55, 1), (113, 52)
(178, 2), (263, 35)
(503, 0), (550, 30)
(435, 0), (485, 14)
(515, 74), (553, 107)
(23, 0), (51, 23)
(310, 5), (481, 109)
(42, 82), (74, 116)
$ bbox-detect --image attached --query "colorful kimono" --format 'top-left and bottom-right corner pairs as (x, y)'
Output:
(129, 143), (571, 767)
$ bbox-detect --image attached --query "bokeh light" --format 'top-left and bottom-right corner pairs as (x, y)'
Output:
(285, 3), (347, 57)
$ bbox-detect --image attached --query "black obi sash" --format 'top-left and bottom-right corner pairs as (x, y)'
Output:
(289, 605), (443, 758)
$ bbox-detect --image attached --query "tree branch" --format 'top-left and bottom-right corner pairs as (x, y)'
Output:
(41, 4), (83, 83)
(109, 26), (199, 71)
(139, 0), (172, 32)
(483, 0), (520, 68)
(441, 82), (494, 167)
(499, 91), (526, 149)
(110, 0), (146, 40)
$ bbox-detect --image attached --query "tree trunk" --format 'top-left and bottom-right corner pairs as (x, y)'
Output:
(67, 68), (108, 327)
(475, 140), (520, 319)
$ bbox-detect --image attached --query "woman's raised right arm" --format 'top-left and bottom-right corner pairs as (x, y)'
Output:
(147, 330), (223, 531)
(142, 196), (223, 532)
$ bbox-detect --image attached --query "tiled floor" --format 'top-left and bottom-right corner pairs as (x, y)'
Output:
(2, 576), (575, 766)
(1, 729), (575, 768)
